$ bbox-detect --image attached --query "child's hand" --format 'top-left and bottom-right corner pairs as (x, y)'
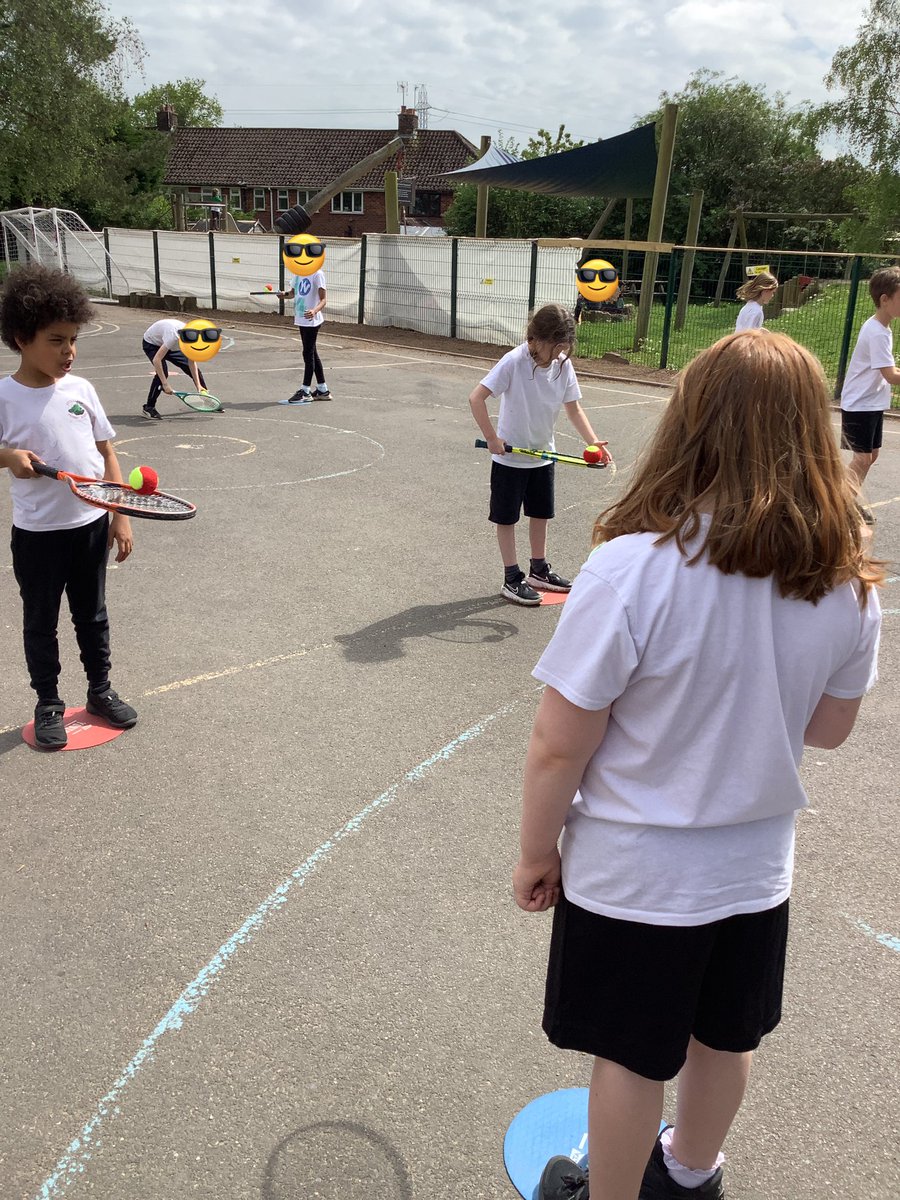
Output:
(486, 435), (507, 456)
(162, 384), (174, 395)
(4, 449), (41, 479)
(109, 513), (133, 562)
(513, 850), (561, 913)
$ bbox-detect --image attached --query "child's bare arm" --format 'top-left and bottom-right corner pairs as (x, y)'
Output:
(879, 365), (900, 387)
(96, 440), (133, 562)
(564, 399), (609, 459)
(468, 384), (506, 455)
(0, 448), (40, 477)
(804, 693), (863, 749)
(153, 346), (174, 394)
(514, 687), (610, 913)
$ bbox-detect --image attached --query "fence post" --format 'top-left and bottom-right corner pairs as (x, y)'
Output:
(152, 230), (161, 296)
(357, 235), (367, 325)
(527, 241), (538, 312)
(103, 228), (113, 298)
(278, 235), (285, 316)
(834, 255), (862, 400)
(659, 251), (679, 370)
(450, 238), (459, 339)
(208, 231), (217, 310)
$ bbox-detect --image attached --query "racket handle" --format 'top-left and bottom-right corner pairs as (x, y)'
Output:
(474, 438), (513, 451)
(31, 462), (60, 479)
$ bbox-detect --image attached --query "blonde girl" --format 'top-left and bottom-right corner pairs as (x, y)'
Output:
(735, 271), (779, 330)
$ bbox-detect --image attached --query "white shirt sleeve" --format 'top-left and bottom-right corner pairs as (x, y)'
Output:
(480, 352), (515, 397)
(532, 569), (639, 710)
(735, 302), (763, 331)
(823, 585), (882, 697)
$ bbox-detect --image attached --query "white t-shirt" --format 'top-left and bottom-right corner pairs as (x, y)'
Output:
(290, 270), (326, 328)
(735, 300), (763, 331)
(480, 343), (582, 468)
(841, 315), (894, 411)
(143, 319), (185, 351)
(0, 374), (116, 531)
(533, 525), (881, 926)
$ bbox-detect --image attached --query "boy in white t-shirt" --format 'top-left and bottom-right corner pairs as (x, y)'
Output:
(840, 265), (900, 502)
(468, 304), (608, 605)
(515, 331), (881, 1200)
(276, 263), (330, 403)
(0, 266), (137, 749)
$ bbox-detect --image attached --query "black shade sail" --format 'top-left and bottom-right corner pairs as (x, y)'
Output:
(440, 122), (658, 198)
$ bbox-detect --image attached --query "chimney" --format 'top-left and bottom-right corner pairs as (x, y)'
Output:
(157, 104), (178, 132)
(397, 106), (418, 137)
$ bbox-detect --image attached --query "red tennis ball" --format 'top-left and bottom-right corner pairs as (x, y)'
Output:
(128, 465), (158, 494)
(264, 283), (274, 292)
(583, 445), (603, 464)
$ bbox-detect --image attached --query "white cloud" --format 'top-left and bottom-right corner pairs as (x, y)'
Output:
(107, 0), (871, 147)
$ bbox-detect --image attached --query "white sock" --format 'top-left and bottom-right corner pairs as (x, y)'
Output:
(661, 1127), (724, 1189)
(315, 381), (327, 390)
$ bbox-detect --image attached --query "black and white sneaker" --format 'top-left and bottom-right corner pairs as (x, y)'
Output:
(539, 1156), (589, 1199)
(502, 575), (542, 606)
(527, 563), (572, 592)
(33, 700), (67, 749)
(287, 389), (312, 404)
(142, 405), (162, 420)
(86, 686), (138, 729)
(639, 1134), (724, 1199)
(312, 386), (331, 400)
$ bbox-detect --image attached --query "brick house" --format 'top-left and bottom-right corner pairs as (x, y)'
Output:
(162, 107), (476, 235)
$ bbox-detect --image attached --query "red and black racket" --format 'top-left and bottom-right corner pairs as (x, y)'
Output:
(32, 464), (196, 520)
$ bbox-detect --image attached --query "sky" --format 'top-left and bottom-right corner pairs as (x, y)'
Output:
(108, 0), (868, 150)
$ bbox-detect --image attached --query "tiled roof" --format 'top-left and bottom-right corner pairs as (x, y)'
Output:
(163, 127), (477, 191)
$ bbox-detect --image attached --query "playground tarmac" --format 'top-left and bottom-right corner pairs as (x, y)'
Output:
(1, 309), (898, 1200)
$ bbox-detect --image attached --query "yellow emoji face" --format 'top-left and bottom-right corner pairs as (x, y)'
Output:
(283, 233), (326, 277)
(575, 258), (619, 303)
(178, 319), (223, 362)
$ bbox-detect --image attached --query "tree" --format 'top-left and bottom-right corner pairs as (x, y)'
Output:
(812, 0), (900, 250)
(443, 126), (610, 238)
(130, 78), (223, 130)
(0, 0), (143, 208)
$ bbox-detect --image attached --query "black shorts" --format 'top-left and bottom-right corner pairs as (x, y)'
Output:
(543, 892), (789, 1081)
(841, 410), (884, 453)
(489, 461), (555, 524)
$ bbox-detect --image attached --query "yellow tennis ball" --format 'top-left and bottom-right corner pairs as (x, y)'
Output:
(128, 467), (143, 490)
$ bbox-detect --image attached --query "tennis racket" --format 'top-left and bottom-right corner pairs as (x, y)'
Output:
(174, 389), (223, 413)
(474, 439), (611, 469)
(32, 464), (197, 520)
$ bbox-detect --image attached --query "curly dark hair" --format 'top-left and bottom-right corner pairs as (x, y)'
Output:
(0, 264), (95, 351)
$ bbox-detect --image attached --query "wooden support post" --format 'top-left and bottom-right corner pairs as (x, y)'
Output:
(475, 136), (491, 239)
(384, 171), (400, 234)
(713, 215), (740, 307)
(674, 190), (703, 332)
(586, 198), (617, 241)
(622, 198), (633, 281)
(633, 103), (678, 349)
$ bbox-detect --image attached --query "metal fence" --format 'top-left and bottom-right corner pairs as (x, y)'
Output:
(7, 224), (898, 399)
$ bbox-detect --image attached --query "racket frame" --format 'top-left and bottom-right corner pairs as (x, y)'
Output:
(173, 389), (223, 413)
(32, 463), (197, 520)
(474, 438), (610, 469)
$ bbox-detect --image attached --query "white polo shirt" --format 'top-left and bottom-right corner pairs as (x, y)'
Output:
(841, 316), (894, 411)
(481, 343), (581, 468)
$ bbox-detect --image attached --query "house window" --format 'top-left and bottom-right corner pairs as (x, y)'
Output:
(277, 190), (289, 210)
(253, 189), (267, 210)
(411, 191), (442, 217)
(229, 188), (242, 208)
(331, 191), (364, 214)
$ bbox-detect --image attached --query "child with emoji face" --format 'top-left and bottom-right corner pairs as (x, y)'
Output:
(277, 234), (330, 403)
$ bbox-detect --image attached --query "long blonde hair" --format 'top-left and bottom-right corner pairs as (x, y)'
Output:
(736, 271), (778, 301)
(592, 330), (882, 604)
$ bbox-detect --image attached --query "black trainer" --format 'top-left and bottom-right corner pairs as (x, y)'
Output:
(33, 700), (67, 749)
(501, 575), (542, 606)
(287, 389), (312, 404)
(86, 686), (138, 729)
(527, 562), (572, 592)
(539, 1155), (589, 1199)
(312, 386), (331, 400)
(639, 1136), (724, 1199)
(142, 405), (162, 420)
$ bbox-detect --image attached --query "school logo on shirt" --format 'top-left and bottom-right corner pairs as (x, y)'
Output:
(68, 403), (86, 416)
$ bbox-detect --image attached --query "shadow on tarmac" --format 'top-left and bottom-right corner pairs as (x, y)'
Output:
(262, 1120), (413, 1200)
(335, 594), (520, 663)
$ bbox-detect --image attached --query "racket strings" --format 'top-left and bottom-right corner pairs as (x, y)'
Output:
(75, 483), (193, 515)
